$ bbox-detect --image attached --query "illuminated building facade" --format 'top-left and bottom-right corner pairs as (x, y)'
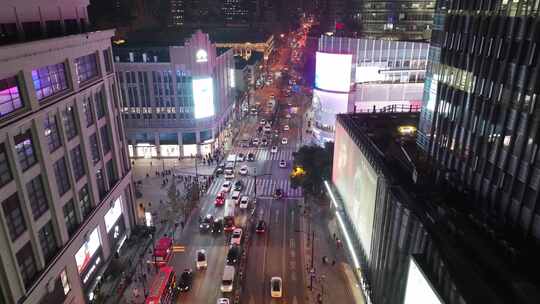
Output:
(359, 0), (436, 41)
(169, 0), (185, 27)
(420, 0), (540, 240)
(114, 30), (235, 159)
(0, 1), (134, 303)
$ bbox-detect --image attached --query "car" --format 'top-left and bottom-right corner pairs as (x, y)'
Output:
(279, 160), (287, 168)
(261, 138), (268, 146)
(285, 113), (291, 119)
(217, 299), (230, 304)
(239, 166), (249, 175)
(226, 246), (241, 265)
(256, 220), (267, 233)
(283, 125), (290, 131)
(271, 146), (278, 153)
(260, 119), (266, 125)
(212, 218), (223, 233)
(239, 196), (249, 209)
(199, 214), (213, 232)
(221, 181), (232, 192)
(237, 153), (245, 162)
(196, 249), (207, 269)
(281, 138), (288, 145)
(240, 141), (249, 148)
(274, 188), (283, 199)
(247, 153), (255, 161)
(252, 138), (259, 146)
(215, 192), (225, 206)
(231, 190), (241, 202)
(216, 164), (224, 175)
(257, 126), (263, 133)
(177, 269), (194, 292)
(270, 277), (283, 298)
(233, 180), (243, 191)
(224, 170), (235, 179)
(263, 125), (271, 132)
(230, 228), (243, 246)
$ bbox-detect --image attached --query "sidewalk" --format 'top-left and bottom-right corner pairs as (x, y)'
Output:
(302, 200), (364, 304)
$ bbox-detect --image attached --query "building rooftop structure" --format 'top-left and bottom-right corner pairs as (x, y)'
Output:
(337, 112), (540, 304)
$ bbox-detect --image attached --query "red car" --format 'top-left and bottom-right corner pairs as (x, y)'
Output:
(215, 192), (225, 206)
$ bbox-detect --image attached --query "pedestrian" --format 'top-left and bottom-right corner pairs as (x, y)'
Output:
(332, 233), (337, 240)
(322, 256), (327, 264)
(336, 238), (342, 248)
(133, 287), (140, 298)
(332, 260), (336, 266)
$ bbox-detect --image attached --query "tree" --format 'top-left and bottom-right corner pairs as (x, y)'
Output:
(290, 142), (334, 197)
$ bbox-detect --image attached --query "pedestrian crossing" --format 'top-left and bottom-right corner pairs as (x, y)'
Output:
(207, 176), (303, 198)
(230, 147), (295, 161)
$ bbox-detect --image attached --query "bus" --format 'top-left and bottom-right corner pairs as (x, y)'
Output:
(224, 199), (236, 232)
(153, 237), (173, 266)
(145, 266), (177, 304)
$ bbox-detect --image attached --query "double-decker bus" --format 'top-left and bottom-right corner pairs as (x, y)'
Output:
(224, 199), (236, 232)
(145, 266), (177, 304)
(153, 237), (173, 266)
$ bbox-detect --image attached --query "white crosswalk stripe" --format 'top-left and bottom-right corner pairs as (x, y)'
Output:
(205, 174), (302, 198)
(229, 147), (295, 161)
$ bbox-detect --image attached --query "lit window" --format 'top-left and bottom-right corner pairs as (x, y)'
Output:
(75, 53), (99, 84)
(60, 269), (70, 295)
(32, 63), (68, 100)
(0, 76), (23, 118)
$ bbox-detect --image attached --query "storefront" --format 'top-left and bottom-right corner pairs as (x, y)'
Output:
(200, 141), (213, 155)
(135, 143), (157, 158)
(159, 133), (180, 158)
(75, 226), (104, 302)
(128, 145), (134, 157)
(182, 144), (197, 157)
(160, 145), (180, 157)
(104, 197), (127, 254)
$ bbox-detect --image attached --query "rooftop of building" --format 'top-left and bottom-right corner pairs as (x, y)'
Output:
(336, 112), (540, 304)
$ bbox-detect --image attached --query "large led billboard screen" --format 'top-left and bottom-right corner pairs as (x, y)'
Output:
(404, 258), (443, 304)
(332, 122), (378, 260)
(312, 89), (349, 127)
(75, 227), (101, 273)
(193, 78), (214, 119)
(315, 52), (352, 93)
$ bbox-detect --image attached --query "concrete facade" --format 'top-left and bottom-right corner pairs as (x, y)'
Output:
(114, 30), (236, 159)
(0, 1), (134, 303)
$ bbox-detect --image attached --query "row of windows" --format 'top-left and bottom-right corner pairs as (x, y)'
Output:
(0, 49), (113, 120)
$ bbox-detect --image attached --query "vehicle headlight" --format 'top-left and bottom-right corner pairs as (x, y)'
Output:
(199, 224), (203, 228)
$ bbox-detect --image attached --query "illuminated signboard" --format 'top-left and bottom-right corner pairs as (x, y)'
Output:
(75, 227), (101, 273)
(196, 49), (208, 63)
(104, 197), (123, 232)
(192, 78), (215, 119)
(315, 52), (352, 93)
(229, 68), (235, 88)
(404, 258), (443, 304)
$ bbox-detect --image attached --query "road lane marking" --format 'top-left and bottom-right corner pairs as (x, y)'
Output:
(289, 238), (295, 248)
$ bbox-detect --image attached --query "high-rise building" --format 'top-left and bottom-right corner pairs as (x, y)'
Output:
(358, 0), (436, 41)
(0, 1), (134, 303)
(113, 30), (236, 159)
(222, 0), (253, 24)
(170, 0), (186, 27)
(419, 0), (540, 240)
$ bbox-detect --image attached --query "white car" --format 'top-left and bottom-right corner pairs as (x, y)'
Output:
(281, 138), (288, 145)
(239, 196), (249, 209)
(279, 160), (287, 168)
(253, 138), (259, 146)
(285, 113), (291, 119)
(217, 299), (230, 304)
(230, 228), (243, 246)
(260, 119), (266, 125)
(271, 146), (278, 153)
(231, 190), (241, 201)
(237, 154), (245, 162)
(283, 125), (289, 131)
(224, 171), (235, 180)
(270, 277), (283, 298)
(196, 249), (207, 269)
(221, 181), (232, 192)
(239, 166), (249, 175)
(263, 125), (271, 132)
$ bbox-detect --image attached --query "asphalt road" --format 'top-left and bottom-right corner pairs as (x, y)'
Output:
(167, 32), (310, 304)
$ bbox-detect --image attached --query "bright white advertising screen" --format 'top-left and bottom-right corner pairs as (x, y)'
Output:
(193, 78), (214, 119)
(104, 197), (123, 232)
(75, 227), (101, 273)
(404, 258), (443, 304)
(315, 52), (352, 93)
(332, 123), (378, 260)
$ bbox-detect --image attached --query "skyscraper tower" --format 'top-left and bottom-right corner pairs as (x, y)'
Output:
(419, 0), (540, 240)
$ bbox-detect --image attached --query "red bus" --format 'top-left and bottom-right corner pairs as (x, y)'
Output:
(145, 266), (177, 304)
(153, 237), (173, 266)
(224, 199), (236, 231)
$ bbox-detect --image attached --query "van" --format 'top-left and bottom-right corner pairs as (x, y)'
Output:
(221, 265), (235, 292)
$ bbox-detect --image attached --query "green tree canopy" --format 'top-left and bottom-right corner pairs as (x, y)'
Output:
(290, 142), (334, 196)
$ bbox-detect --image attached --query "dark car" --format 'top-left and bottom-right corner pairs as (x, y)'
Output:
(273, 188), (283, 199)
(177, 269), (193, 292)
(247, 153), (255, 161)
(234, 180), (243, 191)
(212, 218), (223, 234)
(199, 214), (213, 232)
(256, 220), (267, 233)
(216, 163), (225, 175)
(226, 246), (241, 265)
